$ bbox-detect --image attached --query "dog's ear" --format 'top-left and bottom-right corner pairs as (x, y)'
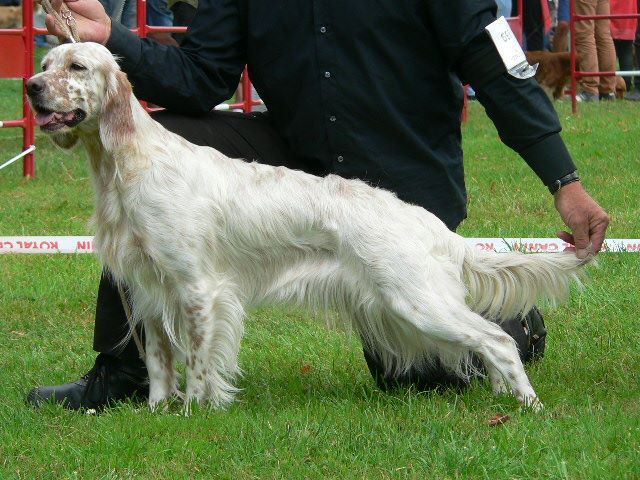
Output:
(50, 131), (80, 149)
(99, 69), (135, 151)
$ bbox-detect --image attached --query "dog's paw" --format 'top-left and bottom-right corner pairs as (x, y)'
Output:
(521, 395), (544, 413)
(490, 376), (509, 395)
(149, 390), (185, 413)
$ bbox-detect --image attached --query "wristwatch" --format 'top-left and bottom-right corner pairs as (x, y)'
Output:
(548, 170), (580, 194)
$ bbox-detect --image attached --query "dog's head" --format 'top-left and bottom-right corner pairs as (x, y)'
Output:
(26, 42), (134, 150)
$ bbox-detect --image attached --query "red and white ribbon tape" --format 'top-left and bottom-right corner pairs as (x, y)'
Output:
(1, 236), (638, 254)
(0, 236), (94, 254)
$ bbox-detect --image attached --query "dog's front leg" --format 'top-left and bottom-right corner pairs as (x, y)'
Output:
(144, 318), (178, 411)
(182, 298), (216, 415)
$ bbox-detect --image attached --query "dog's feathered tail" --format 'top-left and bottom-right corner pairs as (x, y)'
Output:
(462, 247), (591, 321)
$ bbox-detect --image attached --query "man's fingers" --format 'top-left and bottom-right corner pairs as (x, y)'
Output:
(588, 220), (608, 253)
(571, 223), (591, 259)
(556, 230), (574, 244)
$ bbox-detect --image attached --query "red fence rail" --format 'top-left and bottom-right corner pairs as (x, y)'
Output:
(0, 0), (40, 176)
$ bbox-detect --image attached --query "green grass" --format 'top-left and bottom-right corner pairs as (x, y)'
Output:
(1, 71), (639, 478)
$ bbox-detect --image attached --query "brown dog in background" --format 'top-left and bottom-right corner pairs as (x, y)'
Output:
(0, 6), (21, 29)
(526, 51), (627, 101)
(615, 75), (627, 99)
(526, 50), (572, 100)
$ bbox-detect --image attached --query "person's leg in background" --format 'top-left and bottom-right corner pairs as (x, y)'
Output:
(614, 39), (634, 91)
(595, 0), (618, 98)
(496, 0), (513, 19)
(169, 0), (197, 44)
(98, 0), (136, 28)
(119, 0), (137, 29)
(626, 0), (640, 99)
(524, 0), (545, 50)
(553, 0), (570, 51)
(146, 0), (179, 45)
(574, 0), (601, 100)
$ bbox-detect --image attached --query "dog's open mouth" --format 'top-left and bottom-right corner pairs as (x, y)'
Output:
(33, 108), (86, 132)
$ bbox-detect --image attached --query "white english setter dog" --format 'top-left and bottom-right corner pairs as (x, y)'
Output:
(27, 43), (589, 413)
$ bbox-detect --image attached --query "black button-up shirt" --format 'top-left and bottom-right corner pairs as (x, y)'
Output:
(108, 0), (576, 229)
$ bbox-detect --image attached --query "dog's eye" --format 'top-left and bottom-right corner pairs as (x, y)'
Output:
(41, 64), (48, 72)
(70, 63), (87, 71)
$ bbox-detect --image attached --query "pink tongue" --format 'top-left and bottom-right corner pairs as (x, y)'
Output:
(35, 111), (75, 126)
(35, 112), (55, 126)
(61, 111), (76, 122)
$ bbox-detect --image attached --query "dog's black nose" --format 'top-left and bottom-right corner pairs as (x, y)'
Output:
(26, 77), (45, 96)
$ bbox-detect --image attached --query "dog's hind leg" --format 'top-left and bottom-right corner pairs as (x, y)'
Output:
(203, 287), (244, 408)
(382, 293), (542, 410)
(145, 318), (178, 410)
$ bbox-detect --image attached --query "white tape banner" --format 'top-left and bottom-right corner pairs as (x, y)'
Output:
(1, 236), (639, 254)
(0, 236), (94, 254)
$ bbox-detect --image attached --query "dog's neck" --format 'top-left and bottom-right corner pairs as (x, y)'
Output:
(81, 94), (159, 186)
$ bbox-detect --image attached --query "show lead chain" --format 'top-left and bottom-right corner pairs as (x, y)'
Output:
(38, 0), (81, 43)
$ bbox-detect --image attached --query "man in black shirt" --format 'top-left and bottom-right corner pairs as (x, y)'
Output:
(28, 0), (609, 410)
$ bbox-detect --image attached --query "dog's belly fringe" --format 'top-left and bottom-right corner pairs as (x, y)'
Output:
(95, 212), (474, 379)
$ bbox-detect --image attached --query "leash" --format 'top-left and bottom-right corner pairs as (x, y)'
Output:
(34, 2), (147, 364)
(117, 283), (147, 363)
(38, 0), (81, 43)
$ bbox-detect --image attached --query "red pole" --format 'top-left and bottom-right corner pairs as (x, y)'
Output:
(569, 0), (578, 113)
(138, 0), (148, 38)
(242, 68), (252, 112)
(23, 0), (36, 177)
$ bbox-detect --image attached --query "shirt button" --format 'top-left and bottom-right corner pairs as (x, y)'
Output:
(329, 115), (336, 122)
(324, 71), (331, 78)
(320, 26), (327, 33)
(337, 155), (344, 162)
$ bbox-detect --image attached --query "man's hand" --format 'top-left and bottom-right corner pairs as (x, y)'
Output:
(45, 0), (112, 45)
(554, 181), (610, 258)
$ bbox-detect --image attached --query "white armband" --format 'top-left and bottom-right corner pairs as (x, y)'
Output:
(485, 16), (538, 79)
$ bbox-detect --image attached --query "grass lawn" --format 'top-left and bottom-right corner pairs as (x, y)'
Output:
(1, 61), (639, 478)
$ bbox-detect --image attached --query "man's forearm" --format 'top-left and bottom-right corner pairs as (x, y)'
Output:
(105, 20), (242, 113)
(474, 72), (577, 188)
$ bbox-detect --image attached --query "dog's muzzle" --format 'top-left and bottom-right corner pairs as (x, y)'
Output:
(26, 76), (87, 132)
(31, 107), (87, 132)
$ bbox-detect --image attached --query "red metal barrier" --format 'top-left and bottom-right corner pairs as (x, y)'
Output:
(0, 0), (258, 177)
(569, 0), (640, 112)
(0, 0), (44, 176)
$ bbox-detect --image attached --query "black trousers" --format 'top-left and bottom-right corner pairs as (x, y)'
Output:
(93, 109), (534, 389)
(521, 0), (545, 51)
(614, 39), (639, 92)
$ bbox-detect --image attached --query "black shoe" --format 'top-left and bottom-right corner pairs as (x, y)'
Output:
(625, 89), (640, 101)
(500, 306), (547, 363)
(575, 91), (599, 102)
(26, 353), (149, 410)
(363, 348), (480, 393)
